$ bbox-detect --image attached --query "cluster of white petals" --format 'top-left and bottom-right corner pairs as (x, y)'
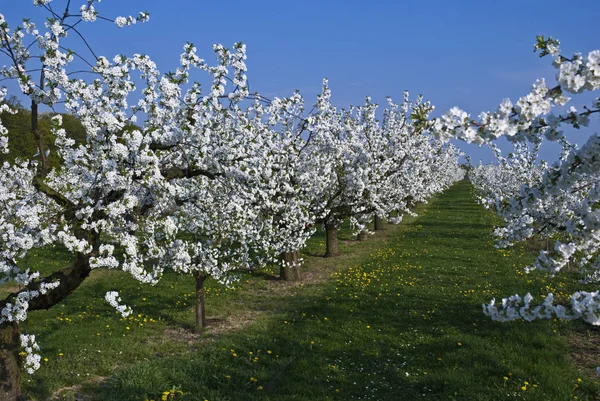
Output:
(104, 291), (132, 318)
(484, 291), (600, 326)
(19, 334), (41, 374)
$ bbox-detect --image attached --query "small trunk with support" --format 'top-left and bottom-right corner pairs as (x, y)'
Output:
(194, 272), (207, 332)
(0, 322), (20, 401)
(405, 196), (415, 211)
(280, 250), (301, 281)
(357, 230), (368, 241)
(374, 216), (385, 231)
(325, 221), (340, 257)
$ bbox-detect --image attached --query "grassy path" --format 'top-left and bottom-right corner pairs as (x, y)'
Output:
(20, 181), (600, 400)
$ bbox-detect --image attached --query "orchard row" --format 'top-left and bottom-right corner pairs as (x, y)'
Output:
(456, 37), (600, 327)
(0, 2), (464, 397)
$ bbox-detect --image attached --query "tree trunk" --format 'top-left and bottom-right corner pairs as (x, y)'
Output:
(374, 216), (385, 231)
(357, 230), (368, 241)
(0, 322), (20, 401)
(32, 70), (48, 175)
(324, 222), (340, 257)
(194, 273), (207, 332)
(280, 250), (301, 281)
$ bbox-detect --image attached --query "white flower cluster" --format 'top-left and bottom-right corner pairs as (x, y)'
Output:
(484, 291), (600, 326)
(104, 291), (132, 318)
(80, 4), (97, 22)
(432, 38), (599, 145)
(0, 88), (13, 153)
(20, 334), (41, 374)
(114, 12), (149, 28)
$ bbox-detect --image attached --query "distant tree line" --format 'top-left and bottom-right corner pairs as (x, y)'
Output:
(0, 96), (86, 167)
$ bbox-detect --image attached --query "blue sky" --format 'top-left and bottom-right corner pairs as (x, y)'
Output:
(3, 0), (600, 163)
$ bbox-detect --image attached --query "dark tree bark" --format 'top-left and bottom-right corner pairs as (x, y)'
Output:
(324, 221), (340, 257)
(0, 322), (20, 401)
(374, 216), (385, 231)
(194, 272), (207, 332)
(31, 70), (48, 175)
(0, 253), (93, 314)
(280, 250), (301, 281)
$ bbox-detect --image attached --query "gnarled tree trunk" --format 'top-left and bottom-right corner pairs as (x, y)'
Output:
(324, 221), (340, 257)
(0, 322), (20, 401)
(280, 250), (301, 281)
(194, 272), (207, 332)
(374, 216), (385, 231)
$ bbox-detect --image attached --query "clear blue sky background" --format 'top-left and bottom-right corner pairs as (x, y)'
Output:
(3, 0), (600, 163)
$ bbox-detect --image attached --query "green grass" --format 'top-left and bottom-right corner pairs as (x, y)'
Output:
(7, 180), (600, 400)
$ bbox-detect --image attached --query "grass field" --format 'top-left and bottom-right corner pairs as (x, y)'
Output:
(7, 180), (600, 400)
